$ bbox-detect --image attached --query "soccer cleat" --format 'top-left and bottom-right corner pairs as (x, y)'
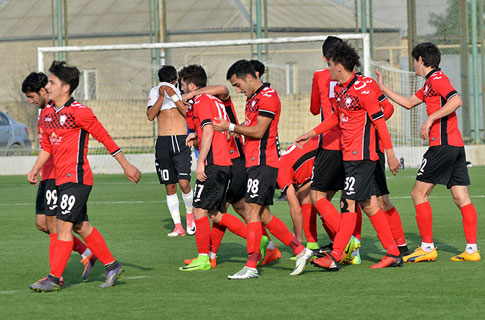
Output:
(29, 276), (60, 293)
(261, 247), (281, 265)
(99, 263), (125, 288)
(370, 254), (403, 269)
(344, 253), (361, 265)
(403, 247), (437, 263)
(450, 250), (481, 262)
(311, 252), (340, 271)
(179, 257), (211, 271)
(290, 248), (315, 276)
(306, 242), (320, 250)
(315, 242), (333, 258)
(167, 225), (185, 237)
(340, 236), (361, 263)
(398, 245), (411, 256)
(81, 253), (97, 280)
(186, 213), (196, 236)
(227, 266), (259, 280)
(259, 236), (270, 265)
(184, 257), (217, 268)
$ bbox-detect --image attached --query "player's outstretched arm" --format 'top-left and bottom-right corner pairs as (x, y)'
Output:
(375, 70), (422, 110)
(295, 113), (338, 149)
(213, 115), (272, 139)
(27, 150), (51, 185)
(114, 152), (141, 183)
(182, 85), (230, 102)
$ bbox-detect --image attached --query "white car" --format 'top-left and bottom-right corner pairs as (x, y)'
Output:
(0, 110), (32, 156)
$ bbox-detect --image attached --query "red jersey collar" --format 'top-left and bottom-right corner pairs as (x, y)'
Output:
(339, 73), (358, 95)
(54, 97), (75, 113)
(425, 68), (441, 79)
(250, 82), (271, 99)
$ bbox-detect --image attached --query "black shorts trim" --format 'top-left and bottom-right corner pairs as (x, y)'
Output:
(245, 165), (278, 205)
(310, 148), (345, 192)
(35, 179), (58, 216)
(155, 135), (192, 184)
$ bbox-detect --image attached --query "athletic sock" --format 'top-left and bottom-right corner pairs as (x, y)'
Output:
(384, 206), (406, 246)
(72, 235), (90, 257)
(421, 242), (435, 252)
(265, 216), (304, 256)
(166, 193), (181, 225)
(315, 198), (340, 240)
(50, 240), (73, 278)
(301, 203), (318, 243)
(330, 211), (356, 261)
(466, 244), (478, 254)
(266, 240), (276, 250)
(369, 209), (400, 256)
(246, 222), (262, 268)
(182, 189), (193, 214)
(210, 222), (227, 255)
(460, 203), (477, 245)
(195, 216), (211, 255)
(353, 205), (362, 241)
(83, 227), (115, 265)
(415, 202), (433, 244)
(49, 233), (58, 269)
(262, 226), (270, 239)
(219, 213), (247, 239)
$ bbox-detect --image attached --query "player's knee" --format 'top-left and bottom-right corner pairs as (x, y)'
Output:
(165, 184), (177, 195)
(410, 187), (424, 204)
(179, 180), (191, 193)
(36, 222), (49, 233)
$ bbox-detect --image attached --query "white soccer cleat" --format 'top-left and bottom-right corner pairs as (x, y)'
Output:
(290, 248), (314, 276)
(186, 212), (196, 236)
(227, 266), (259, 280)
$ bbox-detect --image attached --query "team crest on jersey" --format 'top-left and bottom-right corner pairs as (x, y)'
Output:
(345, 97), (352, 107)
(59, 114), (67, 126)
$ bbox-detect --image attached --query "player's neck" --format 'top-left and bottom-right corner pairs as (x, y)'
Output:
(339, 71), (354, 85)
(53, 95), (72, 110)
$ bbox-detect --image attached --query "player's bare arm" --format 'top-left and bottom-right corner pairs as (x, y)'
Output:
(114, 152), (141, 183)
(213, 115), (271, 139)
(163, 85), (187, 116)
(375, 70), (423, 110)
(196, 124), (214, 182)
(285, 184), (303, 241)
(420, 94), (462, 140)
(27, 150), (51, 185)
(148, 86), (188, 136)
(373, 117), (400, 175)
(182, 85), (230, 102)
(295, 113), (338, 149)
(147, 86), (166, 121)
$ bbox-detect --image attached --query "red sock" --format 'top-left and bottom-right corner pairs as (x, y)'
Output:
(315, 198), (340, 240)
(49, 233), (58, 269)
(385, 207), (406, 246)
(301, 203), (318, 243)
(266, 216), (304, 255)
(246, 222), (262, 268)
(415, 202), (433, 243)
(262, 226), (271, 239)
(353, 205), (362, 241)
(219, 213), (247, 239)
(330, 211), (356, 261)
(460, 203), (477, 244)
(194, 216), (211, 255)
(83, 227), (115, 265)
(210, 222), (226, 255)
(50, 240), (73, 278)
(72, 235), (88, 255)
(369, 210), (400, 256)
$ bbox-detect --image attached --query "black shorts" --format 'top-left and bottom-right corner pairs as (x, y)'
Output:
(416, 145), (470, 189)
(341, 160), (376, 201)
(56, 183), (91, 224)
(193, 165), (231, 212)
(226, 157), (246, 204)
(374, 151), (390, 197)
(245, 165), (278, 206)
(155, 135), (192, 184)
(310, 148), (345, 192)
(35, 179), (58, 216)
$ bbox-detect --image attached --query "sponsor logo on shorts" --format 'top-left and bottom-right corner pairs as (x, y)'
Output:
(49, 205), (58, 210)
(346, 191), (355, 195)
(250, 194), (259, 198)
(61, 210), (71, 215)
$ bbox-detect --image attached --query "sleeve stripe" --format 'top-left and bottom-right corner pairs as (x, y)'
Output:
(282, 185), (288, 194)
(371, 110), (385, 121)
(258, 110), (275, 119)
(111, 149), (121, 157)
(201, 119), (211, 128)
(446, 90), (458, 100)
(378, 94), (386, 102)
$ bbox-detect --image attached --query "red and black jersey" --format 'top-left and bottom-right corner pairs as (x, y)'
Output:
(38, 103), (55, 181)
(221, 96), (244, 160)
(40, 98), (120, 186)
(192, 94), (232, 167)
(277, 136), (318, 193)
(334, 74), (392, 161)
(244, 83), (280, 168)
(310, 69), (341, 150)
(415, 68), (463, 147)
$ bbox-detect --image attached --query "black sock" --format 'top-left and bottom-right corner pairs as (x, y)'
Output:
(47, 274), (60, 285)
(105, 261), (120, 272)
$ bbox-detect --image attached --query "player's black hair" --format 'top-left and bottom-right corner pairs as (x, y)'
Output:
(158, 65), (178, 83)
(21, 72), (48, 94)
(48, 60), (80, 94)
(178, 64), (207, 88)
(250, 60), (265, 77)
(226, 59), (257, 80)
(326, 41), (361, 72)
(322, 36), (343, 59)
(412, 42), (441, 68)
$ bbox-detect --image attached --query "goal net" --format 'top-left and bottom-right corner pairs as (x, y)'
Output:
(37, 34), (371, 155)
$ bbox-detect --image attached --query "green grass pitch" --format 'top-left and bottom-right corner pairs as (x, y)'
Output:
(1, 167), (484, 319)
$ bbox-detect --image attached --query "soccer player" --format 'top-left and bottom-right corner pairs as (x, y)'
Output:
(214, 60), (314, 279)
(22, 72), (96, 281)
(176, 65), (234, 272)
(296, 41), (402, 270)
(376, 42), (480, 262)
(147, 66), (194, 237)
(27, 61), (141, 292)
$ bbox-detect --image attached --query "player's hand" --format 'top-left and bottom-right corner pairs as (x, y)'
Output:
(420, 117), (433, 140)
(295, 131), (315, 149)
(182, 92), (195, 103)
(186, 132), (197, 147)
(387, 154), (401, 175)
(212, 117), (229, 132)
(375, 70), (384, 89)
(196, 161), (207, 182)
(123, 164), (141, 183)
(158, 85), (167, 96)
(229, 131), (241, 139)
(27, 167), (40, 185)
